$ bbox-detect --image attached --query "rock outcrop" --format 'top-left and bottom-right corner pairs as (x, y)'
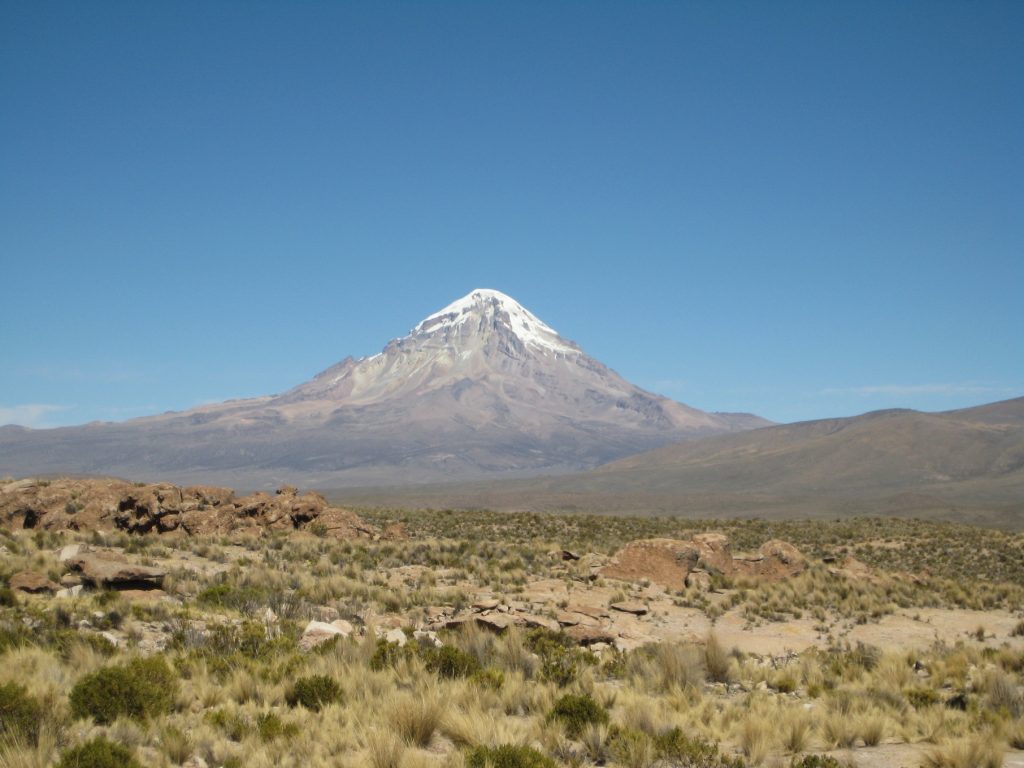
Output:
(0, 477), (391, 541)
(64, 553), (166, 590)
(600, 533), (807, 590)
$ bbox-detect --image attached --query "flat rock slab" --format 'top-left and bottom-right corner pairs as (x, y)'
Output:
(65, 555), (166, 588)
(10, 570), (59, 593)
(565, 625), (618, 645)
(610, 601), (649, 615)
(517, 613), (561, 632)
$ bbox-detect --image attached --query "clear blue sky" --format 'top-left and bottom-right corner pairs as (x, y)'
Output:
(2, 1), (1021, 428)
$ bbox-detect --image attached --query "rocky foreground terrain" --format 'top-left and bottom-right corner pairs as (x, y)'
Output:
(2, 477), (1024, 767)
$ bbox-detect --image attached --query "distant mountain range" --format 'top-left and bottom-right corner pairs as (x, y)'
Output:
(0, 289), (768, 488)
(330, 397), (1024, 529)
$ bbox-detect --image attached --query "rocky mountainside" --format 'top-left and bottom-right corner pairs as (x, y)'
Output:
(0, 289), (769, 488)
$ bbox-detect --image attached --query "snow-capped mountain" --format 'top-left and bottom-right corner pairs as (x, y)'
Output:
(0, 289), (770, 488)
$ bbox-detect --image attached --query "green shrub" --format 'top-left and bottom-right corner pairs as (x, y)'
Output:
(0, 586), (16, 607)
(68, 656), (177, 724)
(257, 711), (299, 742)
(470, 667), (505, 690)
(466, 744), (556, 768)
(286, 674), (342, 711)
(654, 727), (746, 767)
(791, 757), (840, 768)
(207, 708), (251, 741)
(197, 582), (266, 613)
(369, 639), (412, 671)
(423, 645), (481, 679)
(526, 628), (593, 687)
(0, 682), (42, 745)
(907, 686), (941, 709)
(57, 736), (142, 768)
(548, 693), (609, 738)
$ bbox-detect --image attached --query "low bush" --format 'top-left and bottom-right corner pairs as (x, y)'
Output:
(654, 727), (747, 767)
(286, 674), (342, 711)
(423, 645), (481, 679)
(466, 744), (556, 768)
(548, 693), (609, 738)
(369, 639), (412, 671)
(0, 682), (42, 745)
(69, 655), (177, 724)
(57, 736), (142, 768)
(907, 686), (941, 709)
(791, 757), (841, 768)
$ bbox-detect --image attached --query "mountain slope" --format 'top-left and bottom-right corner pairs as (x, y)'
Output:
(584, 398), (1024, 496)
(328, 397), (1024, 528)
(0, 289), (769, 488)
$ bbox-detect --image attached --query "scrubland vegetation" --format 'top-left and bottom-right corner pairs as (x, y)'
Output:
(1, 511), (1023, 768)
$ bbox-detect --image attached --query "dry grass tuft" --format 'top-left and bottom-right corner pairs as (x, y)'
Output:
(389, 690), (447, 748)
(921, 735), (1005, 768)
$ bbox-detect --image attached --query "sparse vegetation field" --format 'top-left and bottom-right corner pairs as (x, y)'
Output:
(1, 496), (1024, 767)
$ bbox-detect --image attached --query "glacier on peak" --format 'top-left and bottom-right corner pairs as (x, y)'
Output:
(410, 288), (578, 356)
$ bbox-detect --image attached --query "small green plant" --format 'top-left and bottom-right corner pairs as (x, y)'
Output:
(466, 744), (556, 768)
(68, 655), (177, 724)
(57, 736), (143, 768)
(548, 693), (609, 738)
(0, 682), (42, 745)
(286, 674), (342, 711)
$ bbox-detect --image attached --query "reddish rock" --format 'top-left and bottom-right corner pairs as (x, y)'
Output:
(10, 570), (59, 593)
(602, 533), (807, 589)
(600, 538), (703, 590)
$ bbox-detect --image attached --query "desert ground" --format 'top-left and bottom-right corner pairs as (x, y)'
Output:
(1, 477), (1024, 768)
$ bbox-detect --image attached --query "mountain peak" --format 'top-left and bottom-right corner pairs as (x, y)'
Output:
(410, 288), (577, 356)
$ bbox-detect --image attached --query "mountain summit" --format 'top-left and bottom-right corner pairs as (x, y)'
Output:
(0, 289), (770, 488)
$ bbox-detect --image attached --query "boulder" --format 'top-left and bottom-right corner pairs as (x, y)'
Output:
(413, 630), (443, 647)
(9, 570), (59, 593)
(600, 538), (703, 590)
(58, 544), (84, 562)
(298, 619), (353, 651)
(384, 628), (408, 646)
(735, 540), (808, 580)
(685, 569), (713, 592)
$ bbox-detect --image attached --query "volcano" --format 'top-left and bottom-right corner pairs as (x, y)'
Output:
(0, 289), (770, 488)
